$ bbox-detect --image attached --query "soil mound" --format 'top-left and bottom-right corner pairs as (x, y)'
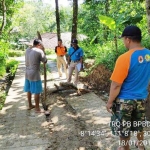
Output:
(80, 64), (112, 93)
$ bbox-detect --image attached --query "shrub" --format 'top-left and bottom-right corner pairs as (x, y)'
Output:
(8, 50), (24, 57)
(0, 41), (9, 78)
(0, 92), (6, 110)
(0, 53), (6, 77)
(6, 59), (19, 76)
(80, 40), (126, 71)
(45, 49), (55, 55)
(40, 63), (51, 75)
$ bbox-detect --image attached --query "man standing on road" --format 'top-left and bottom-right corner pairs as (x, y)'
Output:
(106, 25), (150, 150)
(24, 39), (47, 113)
(67, 39), (84, 87)
(55, 39), (68, 78)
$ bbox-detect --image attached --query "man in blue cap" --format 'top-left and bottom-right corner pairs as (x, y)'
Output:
(67, 39), (84, 87)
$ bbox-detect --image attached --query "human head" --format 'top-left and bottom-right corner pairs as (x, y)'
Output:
(121, 25), (142, 42)
(121, 25), (142, 49)
(71, 39), (78, 48)
(33, 39), (44, 49)
(58, 39), (62, 46)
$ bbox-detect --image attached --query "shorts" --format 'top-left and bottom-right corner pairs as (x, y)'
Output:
(110, 98), (146, 137)
(24, 79), (43, 94)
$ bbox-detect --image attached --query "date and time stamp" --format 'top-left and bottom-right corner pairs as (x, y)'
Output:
(79, 130), (150, 146)
(79, 122), (150, 146)
(79, 130), (150, 137)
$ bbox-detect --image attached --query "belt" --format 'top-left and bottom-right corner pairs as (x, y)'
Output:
(116, 98), (145, 102)
(58, 55), (64, 57)
(71, 60), (80, 63)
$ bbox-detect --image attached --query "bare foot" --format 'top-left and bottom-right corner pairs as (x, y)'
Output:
(27, 105), (35, 110)
(117, 146), (124, 150)
(135, 141), (145, 150)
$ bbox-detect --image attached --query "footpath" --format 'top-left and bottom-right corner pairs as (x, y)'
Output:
(0, 58), (150, 150)
(0, 61), (50, 150)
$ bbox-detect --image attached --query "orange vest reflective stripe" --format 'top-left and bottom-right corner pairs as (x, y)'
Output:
(56, 46), (66, 56)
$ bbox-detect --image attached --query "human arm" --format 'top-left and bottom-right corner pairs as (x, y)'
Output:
(39, 48), (47, 63)
(106, 81), (122, 113)
(106, 54), (129, 113)
(80, 48), (84, 70)
(64, 46), (67, 53)
(66, 55), (71, 69)
(67, 47), (71, 66)
(55, 46), (57, 53)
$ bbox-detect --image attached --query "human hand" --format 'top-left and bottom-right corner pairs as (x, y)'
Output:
(80, 66), (84, 71)
(66, 63), (70, 69)
(106, 101), (113, 113)
(66, 64), (68, 69)
(40, 44), (45, 51)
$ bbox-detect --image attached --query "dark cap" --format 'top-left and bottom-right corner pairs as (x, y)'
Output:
(72, 39), (78, 44)
(33, 39), (43, 46)
(121, 25), (141, 37)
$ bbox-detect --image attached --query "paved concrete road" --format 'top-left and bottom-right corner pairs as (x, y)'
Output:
(1, 58), (150, 150)
(0, 62), (50, 150)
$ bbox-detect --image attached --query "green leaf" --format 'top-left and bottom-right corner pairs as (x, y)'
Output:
(99, 15), (116, 30)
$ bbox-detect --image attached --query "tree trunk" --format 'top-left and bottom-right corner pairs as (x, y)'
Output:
(0, 0), (6, 35)
(55, 0), (61, 39)
(145, 0), (150, 121)
(103, 0), (109, 40)
(146, 0), (150, 34)
(71, 0), (78, 41)
(146, 84), (150, 121)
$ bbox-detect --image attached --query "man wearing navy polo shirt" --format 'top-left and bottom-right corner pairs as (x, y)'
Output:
(67, 39), (84, 86)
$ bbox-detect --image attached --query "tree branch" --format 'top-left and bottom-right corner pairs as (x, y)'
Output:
(0, 0), (6, 35)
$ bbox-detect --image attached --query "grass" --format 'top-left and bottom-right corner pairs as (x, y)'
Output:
(8, 50), (25, 57)
(0, 58), (19, 110)
(45, 49), (55, 55)
(0, 92), (6, 110)
(40, 63), (51, 75)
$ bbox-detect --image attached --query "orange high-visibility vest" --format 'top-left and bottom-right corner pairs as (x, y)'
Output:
(56, 46), (66, 56)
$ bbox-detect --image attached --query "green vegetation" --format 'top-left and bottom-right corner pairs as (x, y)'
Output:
(45, 49), (55, 55)
(0, 92), (6, 110)
(0, 41), (9, 78)
(0, 0), (150, 75)
(6, 59), (19, 76)
(0, 59), (19, 110)
(8, 50), (25, 57)
(80, 40), (127, 71)
(0, 52), (7, 78)
(40, 63), (51, 75)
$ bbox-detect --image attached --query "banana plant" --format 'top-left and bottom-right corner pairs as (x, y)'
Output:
(99, 15), (118, 52)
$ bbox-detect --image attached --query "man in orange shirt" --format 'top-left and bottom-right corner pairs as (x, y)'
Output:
(106, 26), (150, 150)
(55, 39), (68, 78)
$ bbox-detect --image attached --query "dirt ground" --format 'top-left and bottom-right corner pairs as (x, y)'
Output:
(1, 58), (150, 150)
(41, 86), (119, 150)
(79, 63), (111, 93)
(41, 60), (150, 150)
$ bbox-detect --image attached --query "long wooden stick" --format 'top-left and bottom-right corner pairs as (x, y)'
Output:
(37, 31), (47, 102)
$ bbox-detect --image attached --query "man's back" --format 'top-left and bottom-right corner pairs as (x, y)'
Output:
(111, 48), (150, 99)
(25, 47), (46, 81)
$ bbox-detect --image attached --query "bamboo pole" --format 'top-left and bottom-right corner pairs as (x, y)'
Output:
(37, 31), (47, 103)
